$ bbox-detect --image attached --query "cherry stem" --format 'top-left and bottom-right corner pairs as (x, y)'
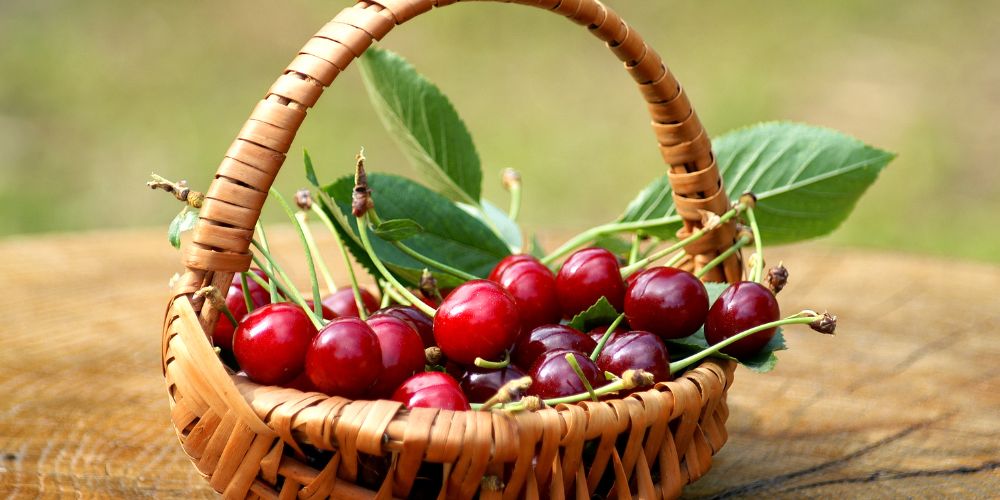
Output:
(473, 369), (654, 411)
(474, 351), (511, 370)
(664, 249), (686, 268)
(271, 188), (324, 323)
(628, 236), (641, 266)
(147, 173), (204, 209)
(668, 311), (823, 374)
(239, 272), (254, 314)
(379, 279), (412, 306)
(309, 203), (369, 320)
(357, 213), (437, 317)
(297, 211), (337, 296)
(243, 267), (276, 295)
(694, 234), (751, 279)
(254, 222), (280, 303)
(502, 168), (522, 222)
(249, 239), (324, 329)
(541, 214), (683, 266)
(367, 209), (477, 282)
(590, 313), (626, 361)
(379, 285), (391, 308)
(196, 286), (238, 328)
(479, 375), (532, 412)
(565, 352), (599, 402)
(746, 205), (764, 283)
(619, 203), (745, 278)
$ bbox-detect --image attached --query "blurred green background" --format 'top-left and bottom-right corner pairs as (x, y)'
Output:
(1, 0), (997, 261)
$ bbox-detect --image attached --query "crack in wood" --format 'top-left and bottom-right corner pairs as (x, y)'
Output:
(774, 460), (1000, 494)
(694, 418), (944, 499)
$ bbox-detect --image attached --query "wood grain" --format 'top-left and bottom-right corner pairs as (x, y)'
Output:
(0, 229), (997, 498)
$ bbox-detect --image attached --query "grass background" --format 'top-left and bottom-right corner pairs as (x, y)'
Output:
(1, 0), (997, 262)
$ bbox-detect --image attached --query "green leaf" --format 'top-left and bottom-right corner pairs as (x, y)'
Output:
(592, 234), (633, 259)
(358, 47), (482, 204)
(618, 122), (895, 244)
(469, 199), (523, 252)
(373, 218), (423, 241)
(167, 207), (198, 249)
(567, 297), (620, 332)
(303, 149), (319, 188)
(528, 234), (546, 260)
(322, 173), (509, 288)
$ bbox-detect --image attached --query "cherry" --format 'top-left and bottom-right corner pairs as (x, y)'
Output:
(370, 305), (436, 348)
(458, 365), (527, 404)
(213, 268), (271, 350)
(705, 281), (780, 358)
(556, 247), (626, 318)
(588, 324), (628, 345)
(625, 266), (708, 340)
(321, 287), (380, 318)
(526, 349), (604, 399)
(282, 371), (316, 392)
(595, 330), (671, 383)
(511, 324), (596, 371)
(304, 299), (336, 320)
(433, 280), (521, 365)
(392, 372), (470, 411)
(490, 255), (560, 331)
(233, 302), (316, 386)
(306, 317), (382, 398)
(366, 316), (426, 398)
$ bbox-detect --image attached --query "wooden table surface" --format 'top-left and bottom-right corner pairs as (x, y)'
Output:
(1, 228), (998, 498)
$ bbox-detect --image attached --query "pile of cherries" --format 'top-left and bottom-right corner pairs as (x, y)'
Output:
(216, 246), (780, 411)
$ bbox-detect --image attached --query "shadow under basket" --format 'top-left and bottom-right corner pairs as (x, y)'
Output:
(163, 0), (746, 498)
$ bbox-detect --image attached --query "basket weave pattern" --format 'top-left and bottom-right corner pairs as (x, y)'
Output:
(163, 0), (742, 498)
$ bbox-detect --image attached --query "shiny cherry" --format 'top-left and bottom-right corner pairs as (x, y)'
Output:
(306, 317), (382, 398)
(367, 316), (426, 398)
(705, 281), (780, 358)
(433, 280), (521, 365)
(588, 324), (628, 345)
(371, 305), (436, 348)
(304, 299), (336, 320)
(625, 266), (708, 340)
(490, 255), (560, 331)
(458, 365), (527, 404)
(321, 287), (380, 318)
(556, 247), (626, 318)
(233, 302), (317, 386)
(596, 330), (671, 383)
(213, 268), (271, 350)
(392, 372), (470, 411)
(511, 324), (596, 371)
(526, 349), (604, 399)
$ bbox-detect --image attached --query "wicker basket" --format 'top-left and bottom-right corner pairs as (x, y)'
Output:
(162, 1), (745, 498)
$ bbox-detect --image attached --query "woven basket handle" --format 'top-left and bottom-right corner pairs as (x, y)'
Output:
(176, 0), (740, 302)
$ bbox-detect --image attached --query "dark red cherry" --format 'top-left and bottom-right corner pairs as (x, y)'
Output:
(588, 324), (628, 345)
(443, 361), (466, 381)
(705, 281), (780, 358)
(371, 305), (436, 348)
(321, 287), (380, 318)
(433, 280), (521, 365)
(367, 316), (426, 398)
(625, 267), (708, 340)
(306, 317), (382, 398)
(488, 254), (536, 281)
(213, 268), (271, 350)
(596, 330), (671, 383)
(490, 256), (561, 331)
(556, 247), (626, 318)
(526, 349), (604, 399)
(282, 371), (317, 392)
(458, 365), (527, 404)
(392, 372), (470, 411)
(304, 299), (336, 320)
(511, 324), (596, 371)
(233, 302), (316, 385)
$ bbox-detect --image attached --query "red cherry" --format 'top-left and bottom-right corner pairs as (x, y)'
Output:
(459, 365), (527, 404)
(588, 324), (628, 345)
(304, 299), (336, 320)
(306, 317), (382, 398)
(705, 281), (780, 358)
(321, 287), (380, 318)
(366, 316), (426, 398)
(490, 256), (560, 331)
(370, 305), (436, 348)
(596, 330), (671, 383)
(556, 248), (626, 318)
(392, 372), (470, 411)
(526, 349), (604, 399)
(433, 280), (521, 365)
(233, 303), (316, 385)
(511, 324), (596, 371)
(282, 371), (317, 392)
(624, 267), (708, 339)
(213, 268), (271, 350)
